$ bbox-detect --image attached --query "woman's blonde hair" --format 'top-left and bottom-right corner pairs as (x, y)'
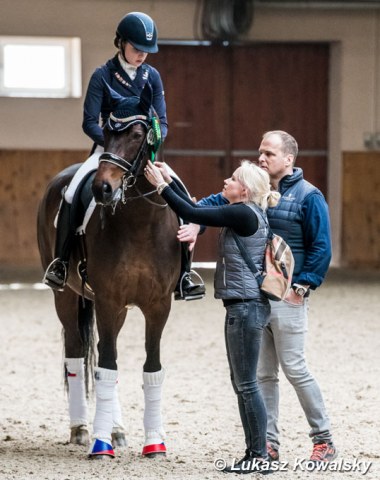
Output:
(236, 160), (280, 210)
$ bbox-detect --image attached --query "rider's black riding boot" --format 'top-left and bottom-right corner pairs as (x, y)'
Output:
(43, 199), (74, 291)
(174, 242), (205, 301)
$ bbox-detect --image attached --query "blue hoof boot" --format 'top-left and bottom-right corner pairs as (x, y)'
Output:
(88, 439), (115, 458)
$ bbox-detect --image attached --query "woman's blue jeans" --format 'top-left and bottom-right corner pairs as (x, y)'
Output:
(224, 300), (270, 458)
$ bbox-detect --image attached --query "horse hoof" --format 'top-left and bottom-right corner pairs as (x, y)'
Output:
(70, 425), (89, 446)
(88, 454), (114, 461)
(142, 442), (166, 457)
(112, 430), (128, 448)
(144, 451), (166, 459)
(88, 439), (115, 459)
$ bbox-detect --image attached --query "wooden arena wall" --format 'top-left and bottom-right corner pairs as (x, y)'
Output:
(342, 152), (380, 269)
(0, 150), (87, 268)
(0, 149), (379, 269)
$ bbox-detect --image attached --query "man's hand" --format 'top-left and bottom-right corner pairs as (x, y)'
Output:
(177, 223), (201, 252)
(284, 288), (305, 306)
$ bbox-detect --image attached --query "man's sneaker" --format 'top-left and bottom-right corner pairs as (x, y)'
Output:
(174, 271), (205, 301)
(310, 443), (337, 464)
(223, 450), (273, 475)
(266, 442), (279, 461)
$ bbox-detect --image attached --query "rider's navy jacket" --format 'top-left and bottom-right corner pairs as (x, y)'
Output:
(82, 55), (168, 146)
(198, 168), (332, 289)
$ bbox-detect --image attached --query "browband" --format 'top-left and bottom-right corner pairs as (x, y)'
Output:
(109, 113), (149, 124)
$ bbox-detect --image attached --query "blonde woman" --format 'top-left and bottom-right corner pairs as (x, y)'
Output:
(144, 159), (279, 475)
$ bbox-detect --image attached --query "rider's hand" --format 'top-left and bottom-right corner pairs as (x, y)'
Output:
(177, 224), (201, 252)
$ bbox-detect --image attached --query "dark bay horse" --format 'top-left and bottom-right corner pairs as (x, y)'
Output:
(37, 84), (181, 458)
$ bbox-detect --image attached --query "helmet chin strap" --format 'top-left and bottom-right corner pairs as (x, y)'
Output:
(119, 41), (129, 63)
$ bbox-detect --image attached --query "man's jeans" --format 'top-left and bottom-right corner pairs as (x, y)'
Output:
(257, 299), (332, 448)
(225, 300), (271, 458)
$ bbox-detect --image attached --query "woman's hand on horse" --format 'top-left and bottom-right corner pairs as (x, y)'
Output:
(144, 160), (165, 187)
(154, 161), (172, 183)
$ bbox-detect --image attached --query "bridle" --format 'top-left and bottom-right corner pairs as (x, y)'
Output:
(99, 114), (151, 174)
(98, 113), (163, 207)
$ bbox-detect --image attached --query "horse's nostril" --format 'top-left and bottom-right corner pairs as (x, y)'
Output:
(102, 182), (112, 194)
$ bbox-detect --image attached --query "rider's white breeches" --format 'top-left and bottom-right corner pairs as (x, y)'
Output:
(64, 145), (104, 203)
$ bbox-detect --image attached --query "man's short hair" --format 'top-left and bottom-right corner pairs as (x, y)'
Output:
(263, 130), (298, 162)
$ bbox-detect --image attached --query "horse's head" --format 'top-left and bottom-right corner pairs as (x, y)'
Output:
(92, 81), (162, 206)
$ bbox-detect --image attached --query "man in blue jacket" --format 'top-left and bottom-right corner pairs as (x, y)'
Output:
(180, 130), (337, 464)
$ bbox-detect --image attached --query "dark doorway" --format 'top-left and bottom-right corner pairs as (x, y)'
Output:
(149, 43), (329, 261)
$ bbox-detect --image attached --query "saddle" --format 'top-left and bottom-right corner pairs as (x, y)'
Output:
(71, 169), (98, 234)
(70, 169), (97, 293)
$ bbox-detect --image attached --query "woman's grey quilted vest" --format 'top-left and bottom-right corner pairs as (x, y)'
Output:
(214, 203), (269, 300)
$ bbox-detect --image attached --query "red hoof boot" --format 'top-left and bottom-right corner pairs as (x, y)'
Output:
(142, 442), (167, 457)
(88, 439), (115, 459)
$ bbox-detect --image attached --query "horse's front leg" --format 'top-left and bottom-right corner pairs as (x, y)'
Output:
(88, 304), (127, 459)
(141, 297), (171, 457)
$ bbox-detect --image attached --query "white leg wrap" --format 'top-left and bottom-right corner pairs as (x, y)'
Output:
(112, 382), (125, 431)
(65, 358), (88, 428)
(93, 367), (118, 443)
(143, 369), (166, 444)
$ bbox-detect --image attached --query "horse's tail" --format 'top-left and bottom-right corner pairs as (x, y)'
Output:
(78, 298), (96, 396)
(63, 297), (96, 396)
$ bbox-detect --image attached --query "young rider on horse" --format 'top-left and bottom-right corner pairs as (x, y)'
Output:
(43, 11), (205, 301)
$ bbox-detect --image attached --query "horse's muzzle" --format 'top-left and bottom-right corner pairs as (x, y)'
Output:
(92, 181), (119, 206)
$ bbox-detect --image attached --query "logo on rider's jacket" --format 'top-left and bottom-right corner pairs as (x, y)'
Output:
(142, 70), (149, 80)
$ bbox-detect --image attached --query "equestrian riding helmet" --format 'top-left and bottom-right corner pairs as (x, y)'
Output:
(115, 12), (158, 53)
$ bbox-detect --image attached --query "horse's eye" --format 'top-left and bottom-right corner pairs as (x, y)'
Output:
(132, 130), (144, 140)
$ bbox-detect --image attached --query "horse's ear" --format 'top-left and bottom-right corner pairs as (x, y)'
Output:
(139, 82), (153, 115)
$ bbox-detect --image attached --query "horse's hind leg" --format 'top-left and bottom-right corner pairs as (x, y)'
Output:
(54, 290), (94, 446)
(141, 298), (171, 457)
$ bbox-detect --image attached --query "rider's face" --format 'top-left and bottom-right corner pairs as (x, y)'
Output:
(123, 43), (148, 67)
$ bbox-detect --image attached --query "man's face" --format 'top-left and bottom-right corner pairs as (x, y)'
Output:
(258, 134), (293, 180)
